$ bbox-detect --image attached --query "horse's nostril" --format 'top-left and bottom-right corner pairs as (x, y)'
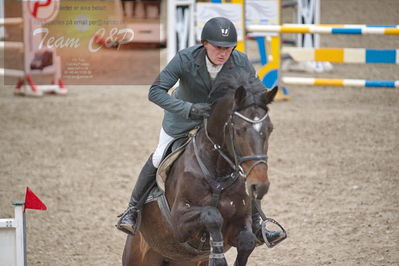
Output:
(252, 183), (270, 199)
(250, 184), (257, 197)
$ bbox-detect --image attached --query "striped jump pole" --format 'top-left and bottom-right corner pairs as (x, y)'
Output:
(246, 24), (399, 35)
(246, 23), (399, 89)
(282, 48), (399, 64)
(282, 77), (399, 89)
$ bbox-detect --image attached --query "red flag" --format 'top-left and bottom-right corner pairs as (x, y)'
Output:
(24, 187), (47, 211)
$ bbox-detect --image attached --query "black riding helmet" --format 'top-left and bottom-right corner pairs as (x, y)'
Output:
(201, 17), (237, 47)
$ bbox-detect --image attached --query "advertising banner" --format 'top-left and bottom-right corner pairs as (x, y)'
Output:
(3, 0), (162, 85)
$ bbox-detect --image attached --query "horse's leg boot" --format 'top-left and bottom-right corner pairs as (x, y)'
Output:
(252, 204), (287, 248)
(116, 155), (157, 235)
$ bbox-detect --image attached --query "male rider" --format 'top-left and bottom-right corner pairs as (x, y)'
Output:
(116, 17), (285, 247)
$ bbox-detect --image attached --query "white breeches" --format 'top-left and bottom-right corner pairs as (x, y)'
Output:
(152, 128), (175, 168)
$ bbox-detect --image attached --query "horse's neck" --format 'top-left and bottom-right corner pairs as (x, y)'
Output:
(195, 130), (235, 177)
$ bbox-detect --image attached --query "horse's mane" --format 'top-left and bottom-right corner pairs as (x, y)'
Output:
(212, 72), (267, 109)
(217, 71), (265, 94)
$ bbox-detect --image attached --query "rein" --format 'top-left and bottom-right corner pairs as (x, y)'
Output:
(193, 135), (240, 207)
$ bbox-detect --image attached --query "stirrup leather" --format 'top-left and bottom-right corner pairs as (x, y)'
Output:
(261, 217), (287, 248)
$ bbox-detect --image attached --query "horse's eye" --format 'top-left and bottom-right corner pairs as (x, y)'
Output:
(235, 127), (244, 135)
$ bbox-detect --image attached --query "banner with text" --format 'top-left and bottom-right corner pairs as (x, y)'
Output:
(3, 0), (162, 85)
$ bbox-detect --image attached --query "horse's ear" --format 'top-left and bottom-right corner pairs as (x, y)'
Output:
(263, 86), (278, 104)
(235, 86), (247, 106)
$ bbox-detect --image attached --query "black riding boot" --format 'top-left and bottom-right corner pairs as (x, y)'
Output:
(252, 203), (286, 248)
(116, 155), (157, 235)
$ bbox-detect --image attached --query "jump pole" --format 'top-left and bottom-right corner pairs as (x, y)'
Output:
(282, 77), (399, 88)
(246, 24), (399, 35)
(282, 47), (399, 64)
(247, 23), (399, 88)
(0, 17), (23, 25)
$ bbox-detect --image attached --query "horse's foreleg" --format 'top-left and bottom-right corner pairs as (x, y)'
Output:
(233, 229), (257, 266)
(200, 206), (227, 266)
(170, 203), (227, 265)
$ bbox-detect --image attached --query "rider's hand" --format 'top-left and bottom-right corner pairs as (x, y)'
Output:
(189, 103), (212, 120)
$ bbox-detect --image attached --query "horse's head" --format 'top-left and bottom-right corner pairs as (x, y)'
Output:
(207, 85), (278, 200)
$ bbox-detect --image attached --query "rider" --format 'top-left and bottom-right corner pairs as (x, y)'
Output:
(116, 17), (285, 246)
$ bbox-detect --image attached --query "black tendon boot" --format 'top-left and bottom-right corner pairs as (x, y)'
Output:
(116, 155), (157, 235)
(252, 202), (287, 248)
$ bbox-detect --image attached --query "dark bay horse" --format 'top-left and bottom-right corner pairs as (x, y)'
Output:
(123, 85), (279, 266)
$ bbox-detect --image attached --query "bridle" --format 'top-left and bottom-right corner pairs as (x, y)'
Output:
(203, 104), (269, 178)
(190, 88), (272, 208)
(191, 100), (270, 207)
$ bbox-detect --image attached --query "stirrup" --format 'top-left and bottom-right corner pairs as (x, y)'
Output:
(115, 207), (142, 235)
(261, 217), (287, 248)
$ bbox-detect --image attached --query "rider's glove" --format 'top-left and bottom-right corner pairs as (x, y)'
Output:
(189, 103), (212, 120)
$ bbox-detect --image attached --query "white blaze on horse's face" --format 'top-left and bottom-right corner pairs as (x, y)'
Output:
(253, 116), (262, 132)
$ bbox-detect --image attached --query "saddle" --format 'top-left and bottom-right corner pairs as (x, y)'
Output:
(143, 136), (190, 203)
(144, 128), (198, 203)
(155, 141), (187, 191)
(156, 128), (198, 192)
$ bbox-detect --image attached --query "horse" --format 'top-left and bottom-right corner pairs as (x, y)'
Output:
(122, 84), (279, 266)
